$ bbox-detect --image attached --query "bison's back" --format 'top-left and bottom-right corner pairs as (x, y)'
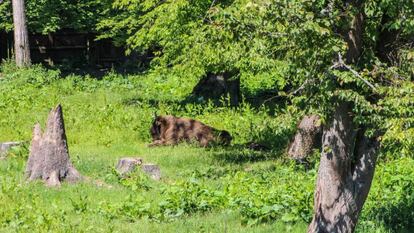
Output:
(152, 115), (227, 146)
(172, 117), (213, 142)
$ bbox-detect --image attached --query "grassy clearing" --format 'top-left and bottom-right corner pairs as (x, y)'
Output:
(0, 64), (413, 232)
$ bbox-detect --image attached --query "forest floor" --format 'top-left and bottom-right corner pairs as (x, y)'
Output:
(0, 64), (413, 232)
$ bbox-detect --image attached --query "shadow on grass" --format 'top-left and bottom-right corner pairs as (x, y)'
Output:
(58, 65), (145, 80)
(122, 97), (180, 108)
(209, 145), (283, 164)
(121, 89), (290, 117)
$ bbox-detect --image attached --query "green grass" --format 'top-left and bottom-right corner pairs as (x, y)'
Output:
(0, 64), (413, 232)
(0, 144), (309, 233)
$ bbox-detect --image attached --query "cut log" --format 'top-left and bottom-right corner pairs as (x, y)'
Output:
(288, 114), (322, 161)
(141, 164), (161, 181)
(25, 104), (81, 187)
(115, 157), (143, 176)
(0, 141), (22, 159)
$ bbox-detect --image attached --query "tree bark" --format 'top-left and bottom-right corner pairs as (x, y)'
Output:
(342, 11), (364, 64)
(26, 104), (81, 187)
(307, 102), (379, 233)
(308, 2), (380, 232)
(12, 0), (31, 67)
(288, 114), (322, 161)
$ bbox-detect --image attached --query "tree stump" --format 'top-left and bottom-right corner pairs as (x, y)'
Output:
(141, 164), (161, 181)
(288, 115), (322, 161)
(25, 104), (82, 187)
(115, 157), (143, 176)
(192, 71), (240, 106)
(0, 142), (22, 159)
(115, 158), (161, 180)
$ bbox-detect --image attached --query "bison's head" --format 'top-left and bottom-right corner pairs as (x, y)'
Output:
(150, 116), (162, 140)
(218, 130), (232, 145)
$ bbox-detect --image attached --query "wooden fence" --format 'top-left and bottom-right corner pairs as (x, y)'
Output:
(0, 29), (131, 67)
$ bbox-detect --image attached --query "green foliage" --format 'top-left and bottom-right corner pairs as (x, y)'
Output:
(359, 157), (414, 231)
(97, 0), (303, 93)
(379, 82), (414, 158)
(117, 170), (153, 191)
(224, 167), (315, 225)
(96, 0), (414, 150)
(2, 61), (412, 159)
(0, 0), (12, 31)
(158, 178), (227, 219)
(0, 0), (111, 33)
(93, 158), (414, 232)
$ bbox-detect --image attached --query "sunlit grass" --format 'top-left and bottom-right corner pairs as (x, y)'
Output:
(0, 64), (413, 232)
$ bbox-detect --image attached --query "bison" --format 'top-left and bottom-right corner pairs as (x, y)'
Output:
(149, 115), (232, 147)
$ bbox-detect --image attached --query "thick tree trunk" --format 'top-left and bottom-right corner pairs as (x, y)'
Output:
(307, 2), (381, 232)
(307, 103), (379, 233)
(288, 114), (322, 161)
(342, 11), (364, 64)
(12, 0), (31, 67)
(26, 105), (81, 187)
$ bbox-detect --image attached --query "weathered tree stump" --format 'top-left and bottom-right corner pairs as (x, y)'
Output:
(141, 164), (161, 181)
(0, 142), (22, 159)
(192, 71), (240, 106)
(25, 104), (82, 187)
(115, 157), (143, 176)
(288, 115), (322, 161)
(115, 157), (161, 180)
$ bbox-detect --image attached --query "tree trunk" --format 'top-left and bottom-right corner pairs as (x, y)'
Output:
(308, 2), (380, 232)
(288, 114), (322, 161)
(26, 104), (81, 187)
(307, 102), (379, 233)
(12, 0), (31, 67)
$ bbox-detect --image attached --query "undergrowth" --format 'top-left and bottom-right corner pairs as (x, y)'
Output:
(0, 63), (413, 232)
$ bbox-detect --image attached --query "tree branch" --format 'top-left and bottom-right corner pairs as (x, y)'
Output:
(262, 78), (315, 104)
(202, 0), (217, 23)
(331, 53), (377, 91)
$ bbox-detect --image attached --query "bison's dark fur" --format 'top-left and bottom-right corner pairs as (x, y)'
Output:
(149, 115), (232, 147)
